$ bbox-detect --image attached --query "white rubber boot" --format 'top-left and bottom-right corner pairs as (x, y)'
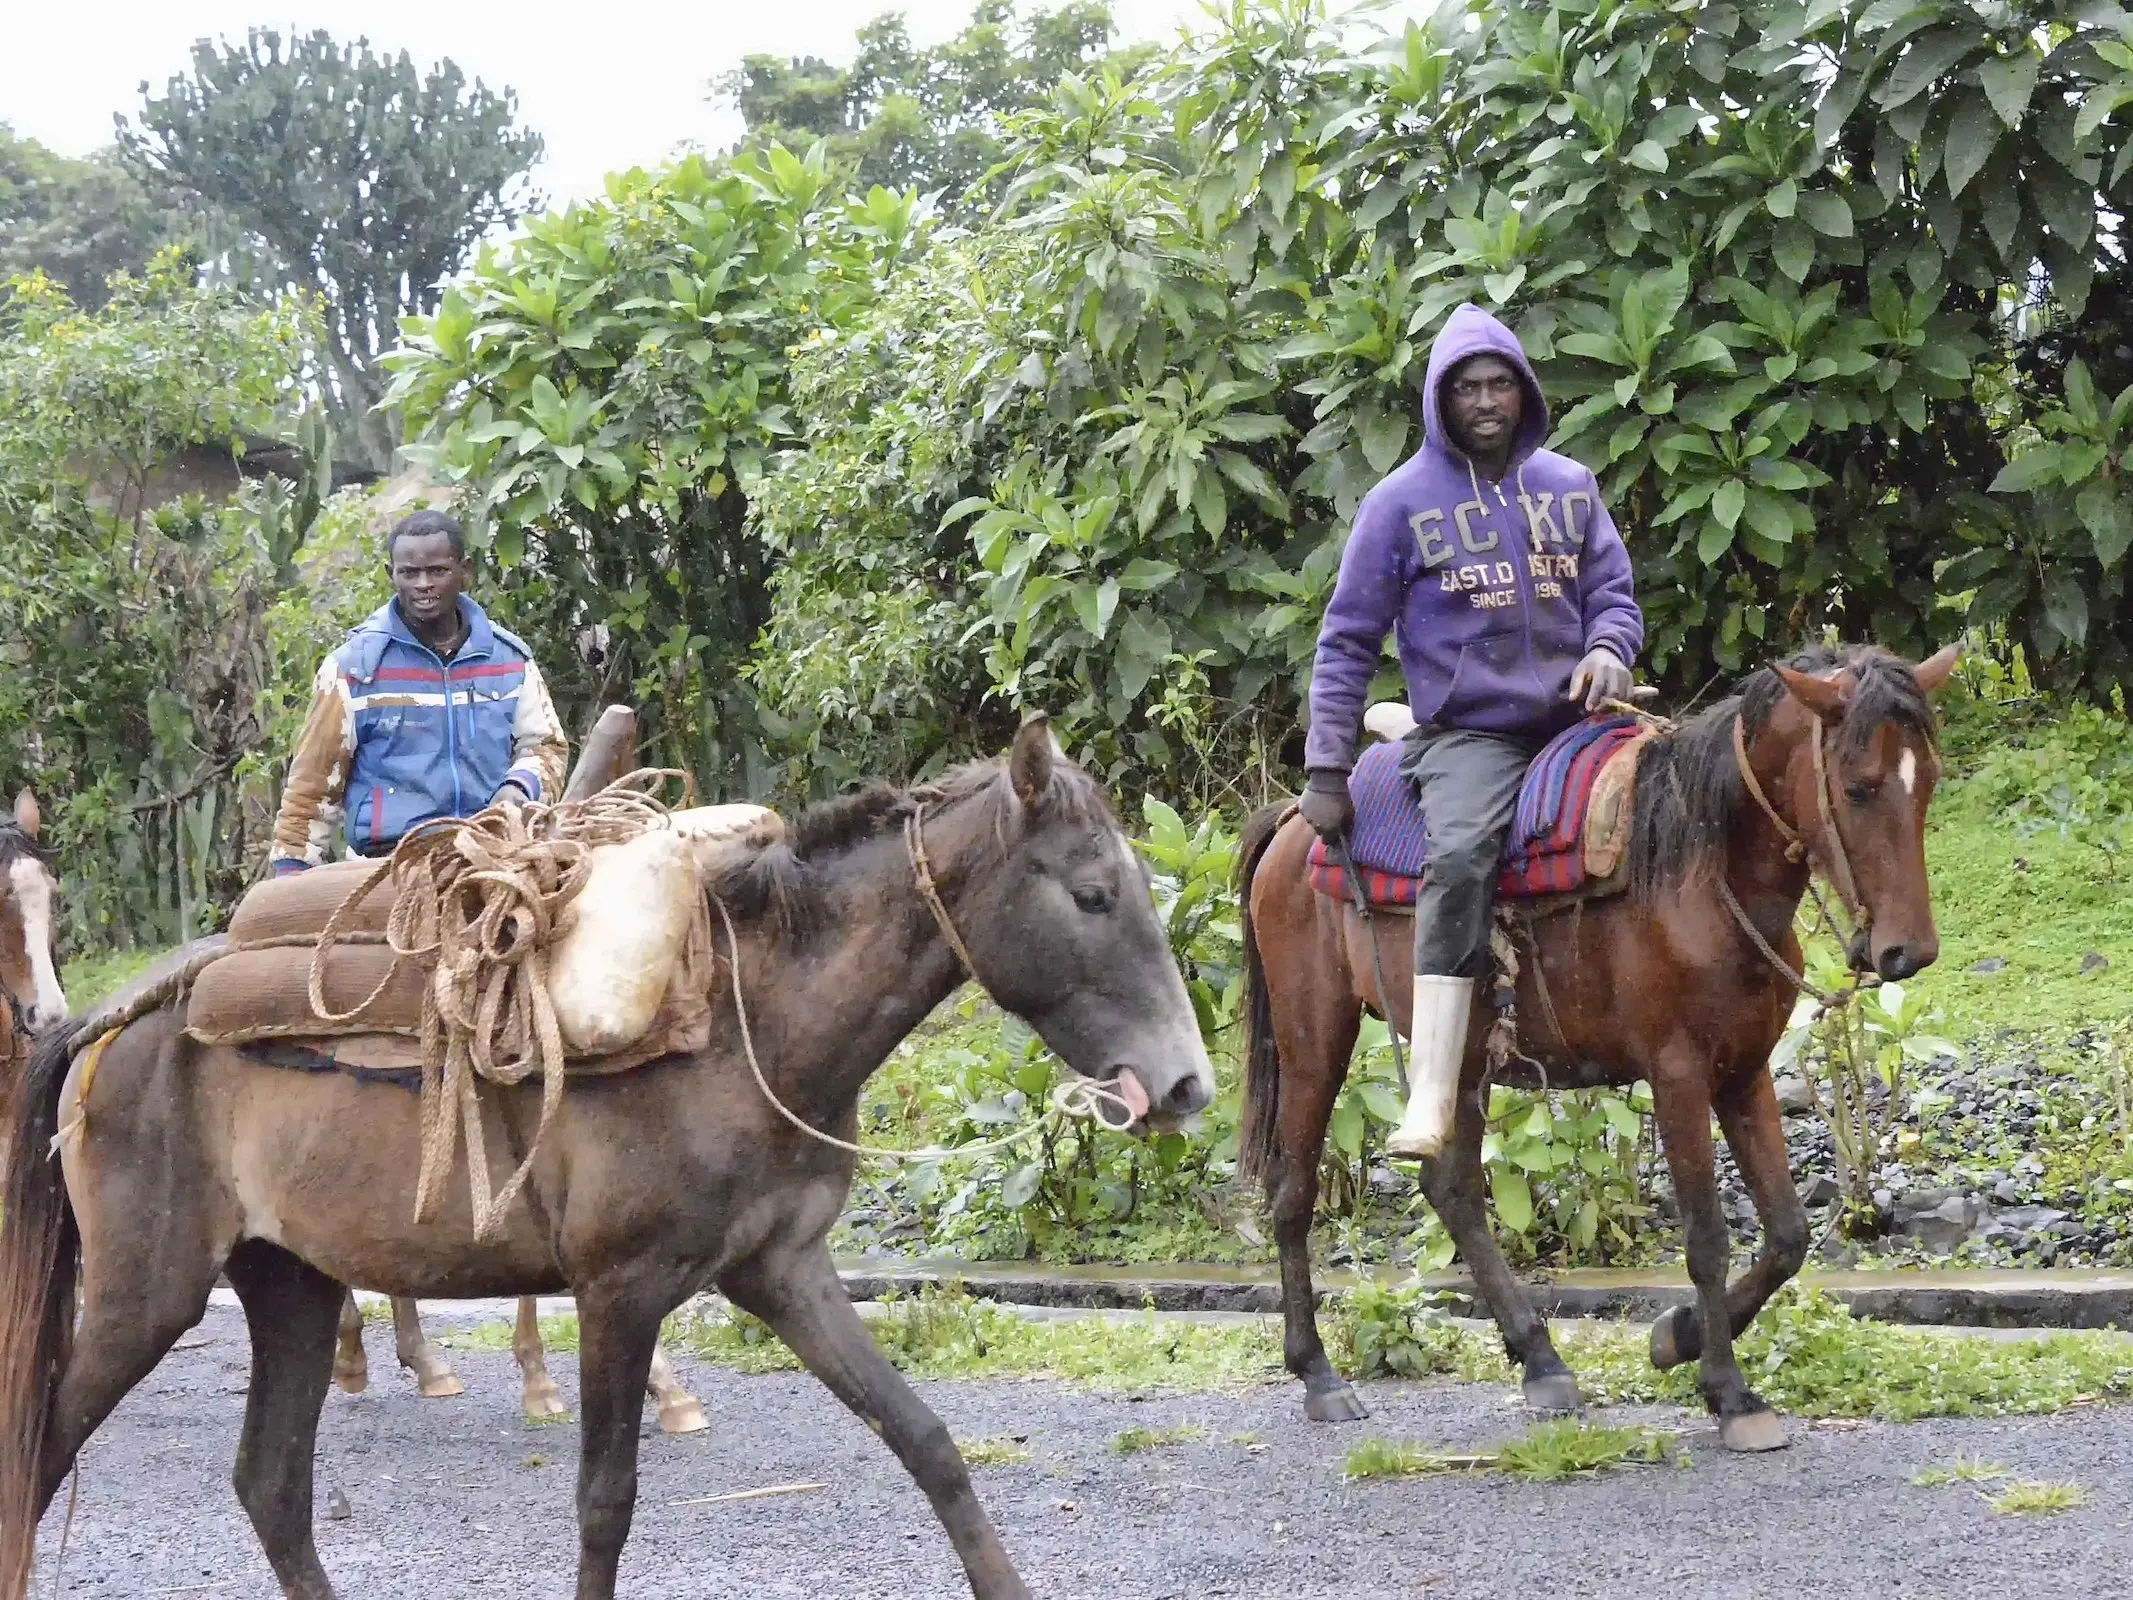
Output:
(1385, 975), (1474, 1160)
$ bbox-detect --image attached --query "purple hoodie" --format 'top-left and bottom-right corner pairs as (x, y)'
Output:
(1303, 304), (1644, 773)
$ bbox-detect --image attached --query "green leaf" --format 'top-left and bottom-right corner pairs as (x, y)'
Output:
(2076, 482), (2133, 567)
(1000, 1162), (1042, 1209)
(1361, 410), (1411, 473)
(1625, 140), (1670, 173)
(1118, 558), (1177, 591)
(1976, 51), (2040, 127)
(1712, 477), (1746, 530)
(1941, 93), (1999, 198)
(1697, 516), (1736, 563)
(1773, 226), (1816, 283)
(1492, 1167), (1534, 1233)
(1796, 190), (1853, 238)
(1193, 467), (1228, 537)
(1765, 178), (1798, 219)
(1988, 452), (2064, 493)
(1114, 608), (1174, 700)
(1875, 28), (1981, 110)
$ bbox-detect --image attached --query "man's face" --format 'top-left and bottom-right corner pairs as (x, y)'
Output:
(390, 531), (470, 629)
(1442, 353), (1524, 459)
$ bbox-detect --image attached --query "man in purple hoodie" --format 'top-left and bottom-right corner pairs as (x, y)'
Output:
(1298, 303), (1644, 1160)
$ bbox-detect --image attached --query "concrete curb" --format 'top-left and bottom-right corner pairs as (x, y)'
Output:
(831, 1257), (2133, 1331)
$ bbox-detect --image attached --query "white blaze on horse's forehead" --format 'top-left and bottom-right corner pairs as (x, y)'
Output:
(1898, 747), (1919, 797)
(9, 855), (66, 1019)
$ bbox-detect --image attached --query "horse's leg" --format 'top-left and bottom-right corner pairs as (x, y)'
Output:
(646, 1342), (706, 1435)
(391, 1295), (463, 1398)
(569, 1287), (666, 1600)
(39, 1263), (214, 1514)
(223, 1239), (346, 1600)
(331, 1288), (368, 1395)
(1649, 1058), (1788, 1453)
(1262, 908), (1365, 1421)
(1419, 1078), (1580, 1413)
(727, 1247), (1029, 1599)
(516, 1296), (569, 1421)
(1650, 1066), (1809, 1367)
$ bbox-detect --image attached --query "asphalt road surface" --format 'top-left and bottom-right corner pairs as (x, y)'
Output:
(34, 1300), (2133, 1599)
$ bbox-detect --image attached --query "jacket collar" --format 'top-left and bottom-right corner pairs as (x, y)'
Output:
(383, 595), (495, 661)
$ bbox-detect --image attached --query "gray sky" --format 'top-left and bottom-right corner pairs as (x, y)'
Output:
(3, 1), (1231, 206)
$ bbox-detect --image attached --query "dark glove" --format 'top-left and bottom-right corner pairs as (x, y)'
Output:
(1567, 646), (1633, 713)
(1298, 769), (1355, 842)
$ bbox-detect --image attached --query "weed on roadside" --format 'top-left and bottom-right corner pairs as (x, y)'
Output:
(1112, 1423), (1204, 1454)
(958, 1436), (1033, 1467)
(1344, 1420), (1672, 1483)
(1985, 1480), (2088, 1515)
(1912, 1455), (2011, 1487)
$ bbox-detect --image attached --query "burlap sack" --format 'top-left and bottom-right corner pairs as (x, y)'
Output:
(227, 859), (396, 944)
(187, 940), (426, 1044)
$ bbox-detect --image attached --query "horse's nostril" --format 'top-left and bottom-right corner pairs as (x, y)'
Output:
(1165, 1073), (1212, 1116)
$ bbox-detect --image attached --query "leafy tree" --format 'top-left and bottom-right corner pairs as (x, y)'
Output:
(385, 148), (923, 794)
(119, 28), (544, 471)
(0, 128), (188, 309)
(0, 263), (340, 947)
(754, 0), (2133, 806)
(718, 1), (1119, 207)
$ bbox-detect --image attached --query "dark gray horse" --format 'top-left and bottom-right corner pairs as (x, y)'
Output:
(0, 718), (1212, 1599)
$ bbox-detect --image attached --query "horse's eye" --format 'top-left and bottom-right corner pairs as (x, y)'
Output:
(1071, 884), (1113, 914)
(1845, 781), (1877, 805)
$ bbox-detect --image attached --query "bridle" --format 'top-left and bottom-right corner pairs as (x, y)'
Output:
(1725, 703), (1921, 1004)
(707, 786), (1140, 1158)
(1730, 711), (1869, 935)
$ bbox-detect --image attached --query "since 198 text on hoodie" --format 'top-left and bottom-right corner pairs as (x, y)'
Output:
(1303, 304), (1644, 774)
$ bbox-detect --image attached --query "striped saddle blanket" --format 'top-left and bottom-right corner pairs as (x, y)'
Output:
(1306, 715), (1650, 908)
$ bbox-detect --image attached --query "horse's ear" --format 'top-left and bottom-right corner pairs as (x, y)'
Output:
(1008, 714), (1055, 809)
(1912, 643), (1962, 697)
(1773, 664), (1850, 723)
(12, 790), (38, 840)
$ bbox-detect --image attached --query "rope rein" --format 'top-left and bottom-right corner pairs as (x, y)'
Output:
(708, 893), (1136, 1163)
(1724, 712), (1881, 1013)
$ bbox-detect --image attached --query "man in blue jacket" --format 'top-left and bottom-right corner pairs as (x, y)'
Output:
(1299, 304), (1644, 1160)
(270, 510), (568, 874)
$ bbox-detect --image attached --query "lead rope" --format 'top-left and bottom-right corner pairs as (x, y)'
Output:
(709, 801), (1138, 1160)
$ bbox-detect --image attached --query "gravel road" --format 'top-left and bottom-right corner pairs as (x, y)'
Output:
(35, 1299), (2133, 1599)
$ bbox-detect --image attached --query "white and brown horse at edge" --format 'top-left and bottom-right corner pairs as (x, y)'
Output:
(0, 789), (69, 1078)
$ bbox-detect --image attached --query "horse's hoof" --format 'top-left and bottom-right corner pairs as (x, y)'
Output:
(1649, 1305), (1697, 1371)
(1303, 1383), (1371, 1423)
(411, 1356), (464, 1400)
(1719, 1410), (1790, 1453)
(1522, 1371), (1583, 1415)
(522, 1379), (569, 1421)
(332, 1359), (369, 1396)
(658, 1397), (709, 1435)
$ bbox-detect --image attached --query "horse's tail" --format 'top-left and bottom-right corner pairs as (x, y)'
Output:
(1235, 801), (1292, 1196)
(0, 1023), (84, 1598)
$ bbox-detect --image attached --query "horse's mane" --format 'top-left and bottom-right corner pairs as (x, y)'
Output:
(1627, 644), (1935, 899)
(702, 753), (1115, 946)
(0, 820), (52, 872)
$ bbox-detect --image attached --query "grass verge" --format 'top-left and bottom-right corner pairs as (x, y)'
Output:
(1344, 1420), (1674, 1482)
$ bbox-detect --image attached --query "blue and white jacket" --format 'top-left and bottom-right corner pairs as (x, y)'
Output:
(270, 597), (568, 870)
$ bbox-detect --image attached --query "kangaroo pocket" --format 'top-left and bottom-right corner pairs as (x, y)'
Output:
(1426, 630), (1524, 727)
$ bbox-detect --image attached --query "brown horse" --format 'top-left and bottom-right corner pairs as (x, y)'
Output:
(0, 718), (1213, 1599)
(328, 1287), (707, 1432)
(1237, 644), (1958, 1450)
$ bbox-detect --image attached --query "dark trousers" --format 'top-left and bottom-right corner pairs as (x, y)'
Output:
(1398, 726), (1543, 977)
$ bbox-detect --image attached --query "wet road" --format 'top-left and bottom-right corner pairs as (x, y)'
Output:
(35, 1301), (2133, 1599)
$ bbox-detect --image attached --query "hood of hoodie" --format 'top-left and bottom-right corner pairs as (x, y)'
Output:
(1420, 303), (1550, 468)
